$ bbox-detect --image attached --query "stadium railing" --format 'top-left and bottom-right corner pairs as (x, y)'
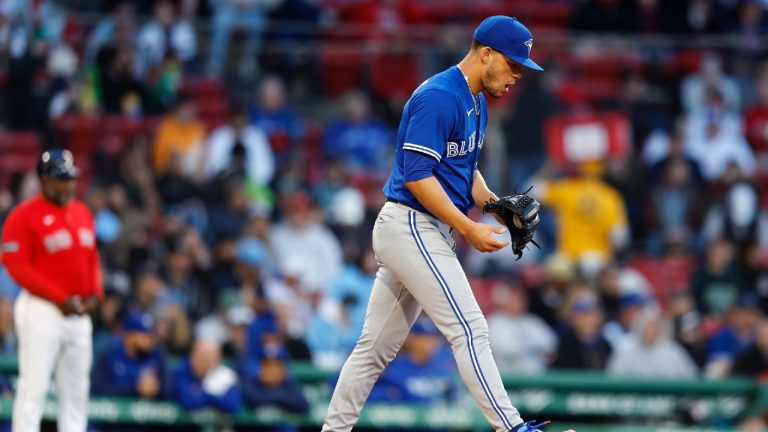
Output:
(0, 356), (760, 431)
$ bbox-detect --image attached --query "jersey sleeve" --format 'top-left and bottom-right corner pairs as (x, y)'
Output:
(1, 206), (70, 304)
(83, 207), (104, 299)
(603, 188), (629, 229)
(401, 90), (457, 181)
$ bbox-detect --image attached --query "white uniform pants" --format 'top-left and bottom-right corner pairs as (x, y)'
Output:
(322, 202), (523, 431)
(12, 291), (92, 432)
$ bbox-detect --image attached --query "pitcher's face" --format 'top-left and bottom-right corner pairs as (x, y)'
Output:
(481, 50), (524, 98)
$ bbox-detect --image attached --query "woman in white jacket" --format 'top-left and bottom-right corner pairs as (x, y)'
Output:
(607, 310), (698, 378)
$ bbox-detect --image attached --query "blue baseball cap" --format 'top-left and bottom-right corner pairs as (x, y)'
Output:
(473, 16), (543, 71)
(411, 318), (441, 336)
(234, 238), (267, 269)
(261, 343), (289, 361)
(571, 297), (599, 313)
(37, 148), (79, 179)
(123, 310), (154, 332)
(619, 293), (646, 310)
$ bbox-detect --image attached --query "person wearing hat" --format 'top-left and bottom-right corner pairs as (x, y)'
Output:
(368, 318), (457, 406)
(552, 289), (612, 371)
(602, 292), (648, 350)
(91, 310), (166, 400)
(173, 339), (243, 415)
(1, 149), (103, 432)
(607, 310), (698, 379)
(322, 16), (567, 432)
(704, 292), (762, 378)
(239, 343), (309, 415)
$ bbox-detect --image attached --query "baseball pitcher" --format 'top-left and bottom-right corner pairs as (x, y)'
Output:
(2, 149), (102, 432)
(322, 16), (572, 432)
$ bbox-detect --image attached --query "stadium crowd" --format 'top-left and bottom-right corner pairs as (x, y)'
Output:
(2, 0), (768, 428)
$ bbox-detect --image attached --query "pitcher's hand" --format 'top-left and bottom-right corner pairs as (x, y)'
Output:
(463, 222), (508, 253)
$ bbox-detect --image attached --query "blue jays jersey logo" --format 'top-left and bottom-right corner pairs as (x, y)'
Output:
(446, 131), (484, 158)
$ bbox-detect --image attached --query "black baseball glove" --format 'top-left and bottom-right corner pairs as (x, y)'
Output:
(483, 192), (541, 260)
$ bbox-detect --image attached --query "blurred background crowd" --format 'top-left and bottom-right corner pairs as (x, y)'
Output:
(2, 0), (768, 429)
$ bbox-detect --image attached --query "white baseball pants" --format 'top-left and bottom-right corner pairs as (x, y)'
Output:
(322, 202), (523, 432)
(13, 290), (92, 432)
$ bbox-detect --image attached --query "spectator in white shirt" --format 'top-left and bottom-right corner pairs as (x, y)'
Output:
(205, 107), (275, 186)
(136, 0), (196, 70)
(269, 191), (342, 294)
(681, 52), (741, 113)
(684, 88), (756, 181)
(607, 311), (698, 378)
(487, 281), (557, 375)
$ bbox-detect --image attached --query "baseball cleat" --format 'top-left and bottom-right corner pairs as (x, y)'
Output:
(511, 420), (576, 432)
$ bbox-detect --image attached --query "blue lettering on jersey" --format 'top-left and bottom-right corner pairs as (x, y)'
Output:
(383, 66), (488, 215)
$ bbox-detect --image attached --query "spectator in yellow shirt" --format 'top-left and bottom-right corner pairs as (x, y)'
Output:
(533, 161), (630, 265)
(153, 95), (207, 180)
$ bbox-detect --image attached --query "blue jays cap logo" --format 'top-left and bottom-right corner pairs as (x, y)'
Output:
(473, 16), (543, 71)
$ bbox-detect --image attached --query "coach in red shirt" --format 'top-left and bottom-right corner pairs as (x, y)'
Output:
(1, 148), (102, 432)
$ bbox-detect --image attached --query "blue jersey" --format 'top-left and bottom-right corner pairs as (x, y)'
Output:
(91, 336), (166, 398)
(368, 344), (457, 404)
(383, 66), (488, 215)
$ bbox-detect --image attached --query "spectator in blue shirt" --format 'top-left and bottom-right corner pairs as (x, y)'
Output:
(306, 294), (362, 370)
(0, 373), (11, 395)
(237, 236), (282, 361)
(173, 339), (242, 414)
(0, 266), (20, 301)
(705, 293), (761, 377)
(325, 249), (376, 327)
(323, 91), (394, 176)
(91, 310), (166, 399)
(240, 344), (309, 413)
(0, 372), (10, 432)
(249, 76), (305, 167)
(368, 318), (458, 404)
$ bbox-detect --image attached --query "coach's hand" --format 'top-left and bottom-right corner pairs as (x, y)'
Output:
(84, 295), (100, 315)
(462, 222), (509, 253)
(60, 296), (85, 316)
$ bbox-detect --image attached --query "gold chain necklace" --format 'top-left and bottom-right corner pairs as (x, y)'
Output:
(457, 65), (479, 116)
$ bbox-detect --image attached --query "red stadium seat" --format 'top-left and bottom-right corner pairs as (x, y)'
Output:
(320, 48), (366, 98)
(0, 130), (41, 186)
(202, 116), (229, 132)
(570, 54), (645, 79)
(101, 115), (145, 138)
(197, 97), (230, 120)
(141, 116), (163, 136)
(628, 255), (697, 311)
(0, 153), (39, 177)
(370, 50), (420, 101)
(476, 1), (573, 29)
(54, 114), (101, 155)
(2, 131), (41, 155)
(413, 0), (467, 23)
(181, 77), (227, 100)
(468, 277), (498, 315)
(196, 96), (230, 131)
(580, 77), (622, 102)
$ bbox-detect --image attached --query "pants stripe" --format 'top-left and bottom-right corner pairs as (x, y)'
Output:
(408, 211), (513, 431)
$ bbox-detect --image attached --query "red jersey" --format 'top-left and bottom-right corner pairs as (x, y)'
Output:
(745, 105), (768, 154)
(1, 195), (102, 305)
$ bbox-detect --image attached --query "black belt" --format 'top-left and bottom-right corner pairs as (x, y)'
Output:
(386, 198), (404, 205)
